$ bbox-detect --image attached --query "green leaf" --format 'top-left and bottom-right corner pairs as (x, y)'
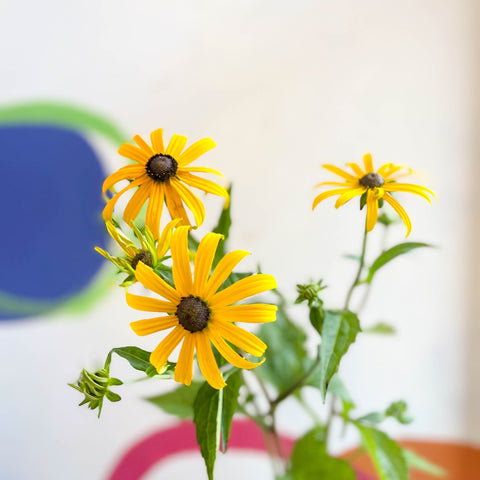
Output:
(357, 412), (386, 424)
(110, 346), (153, 373)
(193, 383), (222, 480)
(318, 310), (361, 401)
(147, 382), (202, 419)
(220, 371), (242, 452)
(385, 400), (413, 424)
(403, 448), (447, 477)
(327, 374), (355, 409)
(365, 242), (432, 283)
(363, 322), (395, 335)
(290, 427), (356, 480)
(357, 426), (408, 480)
(309, 304), (324, 335)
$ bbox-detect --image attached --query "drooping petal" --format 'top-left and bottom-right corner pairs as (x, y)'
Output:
(312, 188), (350, 210)
(145, 182), (165, 238)
(208, 328), (265, 370)
(213, 304), (277, 323)
(166, 134), (188, 158)
(179, 166), (222, 176)
(347, 162), (365, 177)
(102, 165), (146, 193)
(156, 218), (182, 259)
(174, 332), (195, 385)
(176, 172), (230, 207)
(130, 316), (179, 336)
(150, 128), (165, 154)
(170, 178), (206, 227)
(123, 180), (153, 224)
(133, 134), (155, 156)
(365, 189), (379, 232)
(135, 262), (181, 303)
(195, 331), (226, 389)
(383, 182), (435, 202)
(208, 274), (277, 308)
(126, 291), (177, 313)
(105, 221), (137, 258)
(193, 233), (223, 296)
(335, 187), (365, 208)
(118, 143), (150, 165)
(322, 164), (358, 182)
(209, 319), (266, 357)
(164, 182), (191, 226)
(383, 193), (412, 237)
(103, 176), (147, 220)
(150, 325), (185, 372)
(171, 226), (193, 296)
(363, 153), (374, 173)
(177, 138), (216, 166)
(377, 163), (396, 177)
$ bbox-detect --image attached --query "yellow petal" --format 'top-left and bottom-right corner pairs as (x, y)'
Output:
(213, 304), (277, 323)
(164, 182), (191, 226)
(203, 250), (251, 300)
(130, 316), (178, 336)
(174, 332), (195, 385)
(322, 164), (358, 182)
(145, 182), (165, 239)
(177, 138), (216, 167)
(126, 291), (177, 313)
(103, 176), (147, 220)
(208, 328), (265, 370)
(105, 221), (137, 257)
(123, 181), (153, 224)
(383, 193), (412, 237)
(133, 134), (155, 156)
(156, 218), (182, 259)
(210, 319), (266, 357)
(312, 188), (350, 210)
(193, 233), (223, 296)
(383, 182), (435, 202)
(150, 128), (165, 154)
(347, 162), (365, 177)
(177, 172), (230, 207)
(366, 189), (379, 232)
(180, 166), (222, 176)
(150, 325), (185, 372)
(208, 274), (277, 308)
(195, 331), (226, 389)
(166, 134), (188, 158)
(314, 181), (351, 188)
(103, 165), (146, 193)
(363, 153), (374, 173)
(135, 262), (180, 303)
(171, 226), (193, 296)
(335, 187), (365, 208)
(170, 179), (205, 227)
(118, 143), (150, 165)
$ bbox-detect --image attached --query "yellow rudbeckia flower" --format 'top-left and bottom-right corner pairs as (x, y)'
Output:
(312, 153), (435, 236)
(103, 129), (230, 237)
(126, 226), (277, 389)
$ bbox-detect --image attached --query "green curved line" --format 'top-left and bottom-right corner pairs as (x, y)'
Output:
(0, 100), (127, 146)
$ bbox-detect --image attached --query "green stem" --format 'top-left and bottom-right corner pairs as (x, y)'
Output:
(344, 222), (369, 311)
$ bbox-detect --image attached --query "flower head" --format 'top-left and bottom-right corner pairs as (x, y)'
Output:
(95, 219), (179, 286)
(312, 153), (435, 236)
(103, 129), (230, 237)
(126, 226), (277, 389)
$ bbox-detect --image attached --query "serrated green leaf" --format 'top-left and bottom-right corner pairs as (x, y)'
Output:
(318, 310), (361, 401)
(220, 370), (242, 452)
(193, 383), (222, 480)
(364, 322), (396, 335)
(357, 426), (408, 480)
(365, 242), (432, 283)
(290, 427), (356, 480)
(403, 448), (447, 477)
(147, 382), (202, 419)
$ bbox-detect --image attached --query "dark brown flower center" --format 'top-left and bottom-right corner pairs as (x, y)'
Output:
(131, 251), (153, 270)
(359, 172), (385, 188)
(145, 154), (178, 182)
(176, 295), (210, 332)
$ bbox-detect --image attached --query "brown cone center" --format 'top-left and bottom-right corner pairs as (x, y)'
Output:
(359, 172), (385, 188)
(146, 154), (178, 182)
(177, 295), (210, 332)
(131, 251), (153, 270)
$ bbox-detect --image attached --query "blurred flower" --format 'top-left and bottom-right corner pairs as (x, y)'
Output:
(95, 219), (179, 286)
(313, 153), (435, 236)
(103, 129), (229, 237)
(126, 226), (277, 389)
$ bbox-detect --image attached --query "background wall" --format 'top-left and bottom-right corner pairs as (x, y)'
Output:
(0, 1), (478, 479)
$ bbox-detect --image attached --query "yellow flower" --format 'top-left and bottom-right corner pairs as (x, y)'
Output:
(126, 226), (277, 389)
(103, 129), (230, 237)
(95, 219), (179, 285)
(312, 153), (435, 236)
